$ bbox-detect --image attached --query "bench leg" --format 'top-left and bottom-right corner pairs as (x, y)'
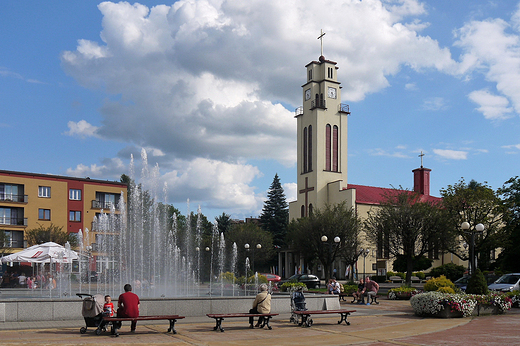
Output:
(167, 319), (178, 334)
(213, 317), (225, 332)
(263, 316), (273, 330)
(371, 296), (379, 304)
(338, 312), (351, 325)
(111, 322), (120, 337)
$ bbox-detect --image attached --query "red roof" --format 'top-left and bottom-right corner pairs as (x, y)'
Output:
(346, 184), (441, 206)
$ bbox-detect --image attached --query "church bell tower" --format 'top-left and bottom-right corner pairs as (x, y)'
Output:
(290, 51), (351, 219)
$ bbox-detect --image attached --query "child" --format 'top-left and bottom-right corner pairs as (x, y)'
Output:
(103, 295), (115, 317)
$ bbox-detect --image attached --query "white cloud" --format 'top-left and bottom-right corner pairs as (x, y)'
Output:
(468, 89), (514, 120)
(422, 97), (447, 111)
(433, 149), (468, 160)
(283, 182), (297, 203)
(454, 15), (520, 118)
(64, 120), (99, 138)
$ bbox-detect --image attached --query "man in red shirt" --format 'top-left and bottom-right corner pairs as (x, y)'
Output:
(117, 283), (140, 331)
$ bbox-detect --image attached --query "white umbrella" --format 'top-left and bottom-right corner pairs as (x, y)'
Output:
(0, 242), (78, 264)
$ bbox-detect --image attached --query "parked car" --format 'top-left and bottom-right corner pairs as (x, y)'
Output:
(260, 273), (281, 284)
(488, 273), (520, 292)
(454, 276), (470, 291)
(280, 274), (320, 289)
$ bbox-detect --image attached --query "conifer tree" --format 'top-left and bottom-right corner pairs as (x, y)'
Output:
(260, 174), (289, 247)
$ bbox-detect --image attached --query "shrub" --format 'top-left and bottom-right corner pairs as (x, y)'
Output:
(413, 272), (426, 280)
(423, 275), (455, 292)
(428, 263), (466, 282)
(437, 286), (456, 294)
(280, 282), (307, 292)
(343, 284), (358, 295)
(219, 272), (238, 284)
(466, 269), (489, 295)
(388, 286), (421, 300)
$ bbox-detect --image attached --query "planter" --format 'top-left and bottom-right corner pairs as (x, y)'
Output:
(395, 292), (413, 300)
(473, 304), (502, 316)
(431, 308), (464, 318)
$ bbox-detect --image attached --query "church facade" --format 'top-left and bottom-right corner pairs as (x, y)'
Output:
(283, 55), (464, 280)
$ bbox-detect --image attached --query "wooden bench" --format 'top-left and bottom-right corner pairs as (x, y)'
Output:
(206, 313), (279, 332)
(103, 315), (185, 336)
(389, 276), (403, 283)
(292, 309), (356, 327)
(338, 292), (350, 302)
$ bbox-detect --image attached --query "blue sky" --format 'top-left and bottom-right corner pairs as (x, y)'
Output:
(2, 0), (520, 221)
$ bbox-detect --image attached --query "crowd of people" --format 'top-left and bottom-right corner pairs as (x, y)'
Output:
(1, 271), (57, 289)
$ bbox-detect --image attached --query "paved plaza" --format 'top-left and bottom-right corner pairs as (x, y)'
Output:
(1, 298), (518, 345)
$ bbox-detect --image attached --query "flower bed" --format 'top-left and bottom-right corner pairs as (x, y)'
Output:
(410, 292), (512, 318)
(388, 287), (421, 300)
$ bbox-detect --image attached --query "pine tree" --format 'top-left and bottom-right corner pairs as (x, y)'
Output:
(260, 174), (289, 247)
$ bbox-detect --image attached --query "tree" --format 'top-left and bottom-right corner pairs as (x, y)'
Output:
(225, 222), (274, 275)
(215, 212), (232, 234)
(0, 230), (11, 256)
(259, 174), (289, 247)
(496, 176), (520, 272)
(392, 254), (433, 273)
(466, 268), (489, 295)
(364, 190), (454, 285)
(440, 179), (506, 271)
(25, 223), (78, 247)
(287, 202), (361, 280)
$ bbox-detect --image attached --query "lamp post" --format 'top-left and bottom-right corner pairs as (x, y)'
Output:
(461, 222), (485, 275)
(205, 246), (212, 296)
(321, 235), (340, 279)
(244, 243), (262, 274)
(359, 248), (370, 279)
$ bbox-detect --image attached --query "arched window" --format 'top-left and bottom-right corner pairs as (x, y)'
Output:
(333, 125), (338, 172)
(301, 205), (305, 218)
(325, 124), (331, 171)
(303, 127), (307, 173)
(308, 125), (312, 171)
(309, 204), (313, 215)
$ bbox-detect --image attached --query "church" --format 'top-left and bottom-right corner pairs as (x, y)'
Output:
(282, 50), (460, 280)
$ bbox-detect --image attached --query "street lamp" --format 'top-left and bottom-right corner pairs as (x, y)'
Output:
(359, 248), (370, 280)
(461, 222), (485, 275)
(205, 247), (213, 296)
(244, 243), (262, 274)
(321, 236), (341, 279)
(85, 245), (93, 295)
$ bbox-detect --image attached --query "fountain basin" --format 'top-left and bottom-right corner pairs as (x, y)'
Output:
(0, 294), (339, 322)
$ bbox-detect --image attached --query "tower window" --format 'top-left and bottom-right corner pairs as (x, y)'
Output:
(328, 67), (333, 79)
(325, 124), (331, 171)
(308, 69), (312, 81)
(333, 125), (338, 172)
(301, 205), (305, 218)
(308, 125), (312, 171)
(303, 127), (308, 173)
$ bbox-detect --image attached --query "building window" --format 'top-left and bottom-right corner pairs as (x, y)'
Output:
(301, 205), (305, 218)
(69, 211), (81, 222)
(303, 127), (308, 173)
(69, 189), (82, 201)
(325, 124), (331, 171)
(3, 230), (24, 248)
(308, 69), (312, 81)
(38, 186), (51, 198)
(38, 208), (51, 220)
(0, 208), (10, 225)
(93, 192), (120, 209)
(308, 125), (312, 171)
(0, 184), (24, 202)
(332, 125), (338, 172)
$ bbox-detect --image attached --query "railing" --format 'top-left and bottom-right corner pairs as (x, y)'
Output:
(92, 200), (119, 209)
(339, 103), (351, 114)
(0, 194), (28, 203)
(0, 217), (28, 226)
(311, 99), (326, 109)
(295, 106), (303, 117)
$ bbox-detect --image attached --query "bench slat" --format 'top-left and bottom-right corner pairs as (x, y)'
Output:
(104, 315), (184, 321)
(206, 313), (278, 318)
(293, 309), (355, 315)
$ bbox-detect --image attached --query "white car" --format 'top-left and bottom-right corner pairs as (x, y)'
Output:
(488, 273), (520, 292)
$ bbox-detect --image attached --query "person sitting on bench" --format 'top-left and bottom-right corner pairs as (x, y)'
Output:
(249, 283), (271, 328)
(352, 278), (364, 302)
(361, 277), (379, 305)
(117, 284), (140, 332)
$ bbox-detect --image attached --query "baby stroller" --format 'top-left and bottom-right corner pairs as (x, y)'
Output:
(289, 286), (309, 326)
(77, 293), (110, 335)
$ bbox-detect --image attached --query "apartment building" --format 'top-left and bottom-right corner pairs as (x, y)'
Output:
(0, 170), (127, 251)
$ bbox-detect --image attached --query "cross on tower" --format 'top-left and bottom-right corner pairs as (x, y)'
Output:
(299, 177), (314, 217)
(317, 29), (326, 57)
(419, 151), (425, 168)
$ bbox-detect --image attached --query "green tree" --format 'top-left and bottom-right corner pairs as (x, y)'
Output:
(392, 254), (433, 273)
(226, 222), (274, 275)
(287, 202), (361, 280)
(364, 190), (454, 285)
(215, 212), (232, 234)
(25, 223), (78, 247)
(441, 179), (506, 271)
(428, 263), (466, 282)
(496, 176), (520, 272)
(466, 268), (489, 294)
(259, 174), (289, 247)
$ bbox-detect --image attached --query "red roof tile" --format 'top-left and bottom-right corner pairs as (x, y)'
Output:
(345, 184), (441, 206)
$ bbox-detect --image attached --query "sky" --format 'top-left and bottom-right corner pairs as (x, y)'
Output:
(2, 0), (520, 221)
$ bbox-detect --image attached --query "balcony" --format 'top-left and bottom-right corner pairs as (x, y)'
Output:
(0, 194), (28, 203)
(91, 200), (119, 210)
(310, 99), (326, 110)
(294, 106), (303, 117)
(339, 103), (351, 114)
(0, 217), (28, 227)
